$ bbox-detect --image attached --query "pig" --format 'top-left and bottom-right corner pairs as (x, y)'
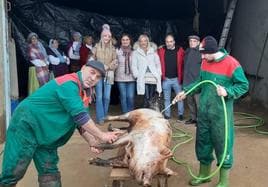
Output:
(89, 108), (176, 186)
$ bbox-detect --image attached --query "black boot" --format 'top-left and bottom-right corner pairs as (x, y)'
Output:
(38, 172), (62, 187)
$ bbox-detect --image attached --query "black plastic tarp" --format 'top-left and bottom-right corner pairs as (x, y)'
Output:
(10, 0), (225, 97)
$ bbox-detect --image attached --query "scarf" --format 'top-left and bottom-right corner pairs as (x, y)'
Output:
(49, 39), (64, 58)
(72, 41), (81, 56)
(37, 41), (48, 60)
(29, 42), (47, 61)
(121, 46), (132, 74)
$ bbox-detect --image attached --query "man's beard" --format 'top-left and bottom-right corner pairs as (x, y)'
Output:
(167, 46), (175, 50)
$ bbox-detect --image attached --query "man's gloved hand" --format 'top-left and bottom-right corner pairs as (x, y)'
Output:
(172, 91), (186, 104)
(217, 85), (228, 97)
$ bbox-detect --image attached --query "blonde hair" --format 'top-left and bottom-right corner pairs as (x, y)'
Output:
(138, 34), (150, 50)
(94, 38), (115, 67)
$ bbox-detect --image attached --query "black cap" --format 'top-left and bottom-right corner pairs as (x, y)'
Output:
(199, 36), (218, 54)
(86, 60), (105, 77)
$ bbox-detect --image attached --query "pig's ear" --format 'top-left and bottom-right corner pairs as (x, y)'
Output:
(160, 147), (173, 160)
(163, 168), (178, 176)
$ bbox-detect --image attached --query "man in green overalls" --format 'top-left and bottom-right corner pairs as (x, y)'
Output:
(0, 60), (121, 187)
(174, 36), (249, 187)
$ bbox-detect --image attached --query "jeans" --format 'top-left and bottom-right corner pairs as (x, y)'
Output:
(162, 78), (184, 117)
(117, 82), (135, 113)
(95, 78), (112, 123)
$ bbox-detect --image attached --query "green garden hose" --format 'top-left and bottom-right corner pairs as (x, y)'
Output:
(171, 80), (228, 180)
(234, 112), (268, 135)
(171, 80), (268, 181)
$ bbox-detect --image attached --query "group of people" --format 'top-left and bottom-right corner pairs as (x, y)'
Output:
(27, 32), (94, 82)
(0, 23), (249, 187)
(26, 23), (203, 125)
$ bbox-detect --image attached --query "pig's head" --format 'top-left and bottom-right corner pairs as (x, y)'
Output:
(127, 146), (175, 186)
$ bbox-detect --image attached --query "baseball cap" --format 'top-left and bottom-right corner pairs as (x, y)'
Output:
(86, 60), (105, 77)
(188, 35), (200, 41)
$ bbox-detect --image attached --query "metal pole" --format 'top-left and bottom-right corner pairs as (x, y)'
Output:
(219, 0), (238, 48)
(0, 0), (11, 142)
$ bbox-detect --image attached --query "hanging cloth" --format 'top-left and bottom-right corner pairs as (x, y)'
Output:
(193, 0), (200, 34)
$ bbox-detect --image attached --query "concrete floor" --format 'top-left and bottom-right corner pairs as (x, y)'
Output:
(1, 98), (268, 187)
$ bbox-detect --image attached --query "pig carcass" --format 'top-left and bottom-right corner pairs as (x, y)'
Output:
(89, 108), (176, 186)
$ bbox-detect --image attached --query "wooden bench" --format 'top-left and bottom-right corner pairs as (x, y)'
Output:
(109, 168), (169, 187)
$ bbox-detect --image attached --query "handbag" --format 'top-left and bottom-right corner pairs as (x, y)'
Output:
(144, 72), (157, 84)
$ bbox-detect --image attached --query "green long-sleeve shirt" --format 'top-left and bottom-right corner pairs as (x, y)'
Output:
(12, 72), (89, 148)
(184, 49), (249, 118)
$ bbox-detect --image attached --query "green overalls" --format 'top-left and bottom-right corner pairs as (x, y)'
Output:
(184, 50), (249, 169)
(0, 72), (89, 186)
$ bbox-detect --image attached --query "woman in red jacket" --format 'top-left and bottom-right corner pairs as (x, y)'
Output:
(79, 35), (94, 66)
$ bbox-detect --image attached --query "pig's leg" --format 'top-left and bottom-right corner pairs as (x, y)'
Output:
(89, 155), (128, 167)
(90, 134), (132, 166)
(94, 133), (131, 150)
(105, 112), (131, 122)
(161, 167), (177, 176)
(89, 143), (131, 167)
(107, 123), (130, 132)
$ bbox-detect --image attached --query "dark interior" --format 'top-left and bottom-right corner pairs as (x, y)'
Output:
(10, 0), (227, 97)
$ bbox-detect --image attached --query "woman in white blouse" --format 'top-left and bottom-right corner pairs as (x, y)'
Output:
(47, 39), (70, 77)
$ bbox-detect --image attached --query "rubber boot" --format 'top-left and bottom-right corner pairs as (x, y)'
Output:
(216, 168), (229, 187)
(189, 164), (211, 186)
